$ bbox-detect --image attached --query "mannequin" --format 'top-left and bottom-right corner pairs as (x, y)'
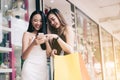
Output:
(11, 0), (27, 19)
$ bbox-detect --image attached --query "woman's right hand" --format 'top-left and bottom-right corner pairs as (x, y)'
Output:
(32, 34), (46, 45)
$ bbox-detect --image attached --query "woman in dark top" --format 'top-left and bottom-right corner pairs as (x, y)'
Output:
(46, 8), (74, 56)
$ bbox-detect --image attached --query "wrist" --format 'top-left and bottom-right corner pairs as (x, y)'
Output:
(56, 36), (59, 41)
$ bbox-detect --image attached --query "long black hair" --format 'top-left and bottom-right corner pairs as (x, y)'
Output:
(27, 10), (47, 50)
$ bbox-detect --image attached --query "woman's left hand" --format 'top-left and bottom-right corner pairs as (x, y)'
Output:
(45, 34), (58, 40)
(37, 34), (47, 44)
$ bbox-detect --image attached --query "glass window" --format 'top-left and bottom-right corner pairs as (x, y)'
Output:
(75, 7), (102, 80)
(101, 27), (116, 80)
(114, 38), (120, 80)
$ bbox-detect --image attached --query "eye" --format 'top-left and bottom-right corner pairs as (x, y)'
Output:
(33, 19), (38, 22)
(52, 18), (55, 21)
(33, 19), (42, 23)
(40, 20), (43, 22)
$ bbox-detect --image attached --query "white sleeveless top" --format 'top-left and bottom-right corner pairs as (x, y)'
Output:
(21, 36), (48, 80)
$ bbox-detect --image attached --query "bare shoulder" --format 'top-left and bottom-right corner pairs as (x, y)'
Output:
(23, 32), (36, 41)
(23, 32), (30, 37)
(23, 32), (32, 39)
(65, 25), (74, 34)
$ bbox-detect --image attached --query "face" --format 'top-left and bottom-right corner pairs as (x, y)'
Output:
(48, 13), (61, 28)
(32, 14), (42, 31)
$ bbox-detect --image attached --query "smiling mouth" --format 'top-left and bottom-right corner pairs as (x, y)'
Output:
(35, 26), (40, 29)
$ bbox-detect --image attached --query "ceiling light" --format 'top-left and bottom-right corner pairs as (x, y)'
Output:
(50, 0), (54, 3)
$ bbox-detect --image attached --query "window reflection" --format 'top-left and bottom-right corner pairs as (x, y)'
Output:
(75, 7), (102, 80)
(101, 28), (116, 80)
(114, 38), (120, 80)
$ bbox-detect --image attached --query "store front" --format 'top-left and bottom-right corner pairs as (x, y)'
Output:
(0, 0), (120, 80)
(44, 0), (120, 80)
(66, 0), (120, 80)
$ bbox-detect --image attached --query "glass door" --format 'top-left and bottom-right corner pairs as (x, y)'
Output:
(114, 38), (120, 80)
(75, 7), (102, 80)
(101, 27), (116, 80)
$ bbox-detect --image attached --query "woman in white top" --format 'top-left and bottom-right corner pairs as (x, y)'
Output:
(21, 10), (49, 80)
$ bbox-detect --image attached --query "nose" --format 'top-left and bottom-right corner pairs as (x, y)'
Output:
(50, 21), (54, 25)
(36, 21), (41, 25)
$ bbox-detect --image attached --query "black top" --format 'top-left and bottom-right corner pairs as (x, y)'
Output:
(50, 33), (67, 55)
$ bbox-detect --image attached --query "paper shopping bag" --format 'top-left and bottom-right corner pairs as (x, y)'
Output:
(79, 53), (91, 80)
(54, 53), (91, 80)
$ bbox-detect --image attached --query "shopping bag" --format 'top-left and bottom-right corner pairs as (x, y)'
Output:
(54, 52), (91, 80)
(78, 53), (91, 80)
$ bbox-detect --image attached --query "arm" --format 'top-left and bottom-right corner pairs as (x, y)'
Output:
(22, 32), (46, 60)
(45, 28), (53, 57)
(46, 26), (74, 54)
(57, 26), (74, 54)
(22, 32), (34, 60)
(45, 40), (52, 57)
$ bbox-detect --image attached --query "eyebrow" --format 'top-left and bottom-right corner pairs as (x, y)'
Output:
(49, 16), (55, 20)
(33, 18), (42, 21)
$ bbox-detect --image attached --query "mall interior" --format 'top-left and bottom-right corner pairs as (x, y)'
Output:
(0, 0), (120, 80)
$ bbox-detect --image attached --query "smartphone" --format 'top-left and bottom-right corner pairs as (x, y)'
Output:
(37, 33), (44, 39)
(38, 33), (44, 36)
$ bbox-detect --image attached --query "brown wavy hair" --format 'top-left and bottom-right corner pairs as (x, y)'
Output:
(46, 8), (68, 36)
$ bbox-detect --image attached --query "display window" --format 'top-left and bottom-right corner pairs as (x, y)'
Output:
(114, 38), (120, 80)
(75, 7), (102, 80)
(0, 0), (29, 80)
(101, 27), (116, 80)
(2, 0), (28, 27)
